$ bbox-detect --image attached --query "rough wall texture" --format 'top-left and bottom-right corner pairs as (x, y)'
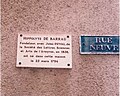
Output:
(1, 0), (119, 96)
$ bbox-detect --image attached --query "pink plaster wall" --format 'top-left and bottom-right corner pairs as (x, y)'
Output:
(1, 0), (119, 96)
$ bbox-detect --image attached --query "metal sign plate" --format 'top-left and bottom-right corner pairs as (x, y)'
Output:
(80, 35), (119, 54)
(17, 34), (72, 68)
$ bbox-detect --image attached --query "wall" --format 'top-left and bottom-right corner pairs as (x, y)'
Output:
(1, 0), (119, 96)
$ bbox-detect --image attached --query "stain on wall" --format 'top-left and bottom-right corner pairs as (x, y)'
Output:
(1, 0), (119, 96)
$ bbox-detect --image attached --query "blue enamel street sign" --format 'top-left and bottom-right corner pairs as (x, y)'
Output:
(80, 36), (119, 54)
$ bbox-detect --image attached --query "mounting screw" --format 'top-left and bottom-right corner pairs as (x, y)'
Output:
(19, 62), (21, 65)
(67, 64), (70, 66)
(67, 36), (69, 38)
(20, 34), (22, 37)
(82, 43), (85, 45)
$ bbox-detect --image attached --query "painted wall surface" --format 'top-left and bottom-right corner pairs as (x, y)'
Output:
(1, 0), (119, 96)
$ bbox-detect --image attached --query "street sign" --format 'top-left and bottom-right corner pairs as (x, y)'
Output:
(80, 35), (119, 54)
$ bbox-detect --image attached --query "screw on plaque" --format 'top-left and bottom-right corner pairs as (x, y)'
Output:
(67, 36), (69, 38)
(67, 64), (70, 66)
(19, 62), (21, 65)
(20, 34), (22, 37)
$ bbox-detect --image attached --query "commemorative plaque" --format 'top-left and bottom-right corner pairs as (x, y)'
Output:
(80, 35), (119, 54)
(17, 34), (72, 68)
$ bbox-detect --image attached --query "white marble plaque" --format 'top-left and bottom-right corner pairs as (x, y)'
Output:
(16, 34), (72, 68)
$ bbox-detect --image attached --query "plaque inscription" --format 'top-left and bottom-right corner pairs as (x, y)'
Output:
(17, 34), (72, 68)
